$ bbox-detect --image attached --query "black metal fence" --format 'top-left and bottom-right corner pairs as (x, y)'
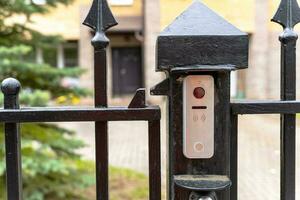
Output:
(0, 0), (161, 200)
(2, 0), (300, 199)
(230, 0), (300, 199)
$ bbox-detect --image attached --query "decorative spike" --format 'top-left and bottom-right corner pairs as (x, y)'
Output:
(83, 0), (118, 32)
(271, 0), (300, 28)
(128, 89), (146, 108)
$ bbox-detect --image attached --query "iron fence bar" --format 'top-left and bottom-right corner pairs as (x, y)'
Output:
(1, 78), (22, 200)
(271, 0), (300, 199)
(95, 120), (108, 200)
(83, 1), (118, 198)
(148, 120), (161, 200)
(0, 107), (160, 122)
(230, 114), (238, 200)
(93, 48), (110, 200)
(231, 100), (300, 115)
(280, 116), (296, 200)
(279, 42), (297, 200)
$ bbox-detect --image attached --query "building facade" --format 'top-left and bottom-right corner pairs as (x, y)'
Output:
(28, 0), (300, 103)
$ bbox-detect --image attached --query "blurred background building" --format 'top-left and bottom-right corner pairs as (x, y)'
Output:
(26, 0), (300, 103)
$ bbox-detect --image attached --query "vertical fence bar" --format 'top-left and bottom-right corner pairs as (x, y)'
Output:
(148, 120), (161, 200)
(94, 47), (109, 200)
(279, 33), (297, 200)
(271, 1), (300, 199)
(230, 114), (238, 200)
(83, 1), (117, 199)
(1, 78), (22, 200)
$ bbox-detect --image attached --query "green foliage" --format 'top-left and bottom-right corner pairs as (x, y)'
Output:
(0, 90), (51, 106)
(109, 167), (149, 200)
(0, 0), (94, 199)
(0, 45), (89, 98)
(0, 0), (73, 46)
(84, 167), (149, 200)
(0, 124), (95, 200)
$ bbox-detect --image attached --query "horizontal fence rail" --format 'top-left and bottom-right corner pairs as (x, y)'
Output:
(231, 100), (300, 115)
(0, 106), (161, 122)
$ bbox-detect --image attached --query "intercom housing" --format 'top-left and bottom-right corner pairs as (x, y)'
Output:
(183, 75), (214, 159)
(152, 1), (249, 199)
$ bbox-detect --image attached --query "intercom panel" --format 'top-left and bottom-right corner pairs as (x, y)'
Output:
(183, 75), (214, 159)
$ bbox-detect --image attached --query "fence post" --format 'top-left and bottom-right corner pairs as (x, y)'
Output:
(152, 2), (248, 199)
(1, 78), (22, 200)
(272, 0), (300, 199)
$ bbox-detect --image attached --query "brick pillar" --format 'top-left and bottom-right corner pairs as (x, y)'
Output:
(79, 6), (94, 90)
(266, 31), (280, 99)
(246, 0), (269, 99)
(144, 0), (164, 103)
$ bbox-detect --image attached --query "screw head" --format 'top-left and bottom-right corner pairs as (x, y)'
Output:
(1, 78), (21, 95)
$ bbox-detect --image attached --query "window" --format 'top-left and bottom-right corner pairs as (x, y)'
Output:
(37, 41), (78, 68)
(43, 47), (57, 67)
(112, 47), (143, 95)
(63, 41), (78, 68)
(109, 0), (133, 6)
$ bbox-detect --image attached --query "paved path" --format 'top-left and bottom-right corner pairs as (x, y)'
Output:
(238, 115), (300, 200)
(61, 111), (300, 199)
(60, 102), (167, 175)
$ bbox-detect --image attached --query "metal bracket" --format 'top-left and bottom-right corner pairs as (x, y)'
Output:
(170, 65), (236, 76)
(150, 78), (170, 96)
(174, 175), (230, 200)
(174, 175), (231, 191)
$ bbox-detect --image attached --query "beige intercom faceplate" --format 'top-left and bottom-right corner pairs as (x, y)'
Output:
(183, 75), (214, 159)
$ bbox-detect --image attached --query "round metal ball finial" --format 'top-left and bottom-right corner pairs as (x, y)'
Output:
(1, 78), (21, 95)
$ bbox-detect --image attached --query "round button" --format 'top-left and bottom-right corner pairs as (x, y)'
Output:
(193, 87), (205, 99)
(194, 142), (204, 152)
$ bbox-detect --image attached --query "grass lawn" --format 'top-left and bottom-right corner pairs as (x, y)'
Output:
(84, 167), (149, 200)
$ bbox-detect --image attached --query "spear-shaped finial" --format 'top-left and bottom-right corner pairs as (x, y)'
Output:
(83, 0), (118, 49)
(271, 0), (300, 29)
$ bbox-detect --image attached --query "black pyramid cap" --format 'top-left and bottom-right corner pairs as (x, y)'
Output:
(156, 1), (249, 72)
